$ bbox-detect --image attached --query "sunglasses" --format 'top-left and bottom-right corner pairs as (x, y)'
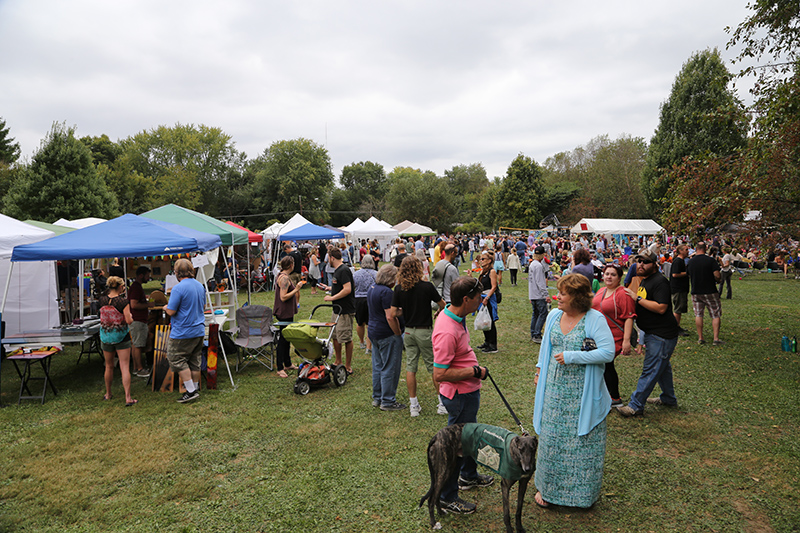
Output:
(468, 278), (484, 295)
(637, 258), (654, 264)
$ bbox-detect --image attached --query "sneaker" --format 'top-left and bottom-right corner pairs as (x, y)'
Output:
(437, 403), (448, 415)
(698, 339), (706, 345)
(475, 343), (487, 351)
(439, 497), (476, 514)
(646, 398), (677, 407)
(458, 473), (494, 490)
(372, 399), (380, 408)
(678, 328), (690, 337)
(380, 401), (406, 411)
(616, 405), (643, 417)
(531, 336), (542, 344)
(360, 342), (367, 350)
(177, 390), (199, 403)
(610, 398), (623, 408)
(712, 340), (725, 346)
(481, 345), (498, 353)
(134, 368), (151, 378)
(410, 403), (422, 417)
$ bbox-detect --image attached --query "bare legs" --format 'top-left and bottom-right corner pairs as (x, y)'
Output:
(103, 348), (135, 404)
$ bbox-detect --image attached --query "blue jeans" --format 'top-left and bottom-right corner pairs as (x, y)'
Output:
(629, 333), (678, 412)
(439, 389), (481, 501)
(530, 299), (548, 338)
(371, 335), (404, 407)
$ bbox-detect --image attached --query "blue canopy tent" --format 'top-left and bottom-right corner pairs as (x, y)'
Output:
(5, 214), (237, 388)
(279, 223), (344, 241)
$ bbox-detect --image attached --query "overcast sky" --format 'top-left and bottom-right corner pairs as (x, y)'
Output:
(0, 0), (754, 180)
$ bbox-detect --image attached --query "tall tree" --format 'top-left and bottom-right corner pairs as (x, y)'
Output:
(340, 161), (387, 206)
(641, 48), (748, 216)
(444, 163), (489, 223)
(3, 122), (118, 221)
(117, 123), (245, 215)
(250, 138), (334, 226)
(0, 117), (21, 165)
(385, 167), (456, 232)
(492, 154), (546, 229)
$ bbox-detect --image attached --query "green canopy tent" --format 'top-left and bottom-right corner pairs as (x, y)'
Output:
(23, 220), (76, 236)
(141, 204), (250, 327)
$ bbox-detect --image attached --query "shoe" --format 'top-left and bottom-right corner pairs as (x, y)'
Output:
(410, 403), (422, 417)
(360, 342), (367, 350)
(177, 390), (200, 403)
(678, 328), (690, 337)
(458, 473), (494, 490)
(481, 345), (498, 353)
(380, 401), (406, 411)
(475, 343), (488, 351)
(698, 339), (706, 345)
(531, 336), (542, 344)
(439, 497), (476, 514)
(610, 398), (623, 408)
(646, 398), (677, 407)
(616, 405), (643, 417)
(712, 340), (725, 346)
(437, 403), (448, 415)
(134, 368), (151, 378)
(372, 399), (379, 408)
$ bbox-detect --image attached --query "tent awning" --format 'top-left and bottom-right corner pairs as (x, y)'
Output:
(280, 223), (344, 241)
(142, 204), (249, 246)
(570, 218), (664, 235)
(225, 221), (262, 243)
(398, 222), (436, 236)
(12, 214), (222, 261)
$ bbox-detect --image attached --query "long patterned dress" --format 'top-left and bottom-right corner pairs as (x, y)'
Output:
(534, 314), (607, 507)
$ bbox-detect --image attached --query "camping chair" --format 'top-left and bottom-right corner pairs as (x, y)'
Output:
(234, 305), (276, 371)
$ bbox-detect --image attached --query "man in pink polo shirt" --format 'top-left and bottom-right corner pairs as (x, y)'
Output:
(432, 276), (493, 515)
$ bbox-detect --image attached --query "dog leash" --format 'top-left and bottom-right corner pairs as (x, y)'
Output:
(486, 370), (529, 436)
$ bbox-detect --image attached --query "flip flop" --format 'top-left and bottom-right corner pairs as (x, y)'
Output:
(346, 369), (354, 376)
(277, 370), (289, 378)
(125, 399), (138, 407)
(534, 492), (550, 508)
(103, 395), (113, 401)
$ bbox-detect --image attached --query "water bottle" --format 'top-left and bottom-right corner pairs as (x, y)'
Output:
(782, 336), (791, 351)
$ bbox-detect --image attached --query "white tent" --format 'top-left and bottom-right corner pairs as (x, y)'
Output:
(570, 218), (664, 235)
(0, 215), (60, 335)
(53, 217), (107, 229)
(351, 216), (399, 241)
(260, 213), (312, 240)
(398, 222), (436, 236)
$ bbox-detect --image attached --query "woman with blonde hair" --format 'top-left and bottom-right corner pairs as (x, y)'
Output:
(476, 250), (500, 353)
(415, 248), (430, 280)
(99, 276), (135, 405)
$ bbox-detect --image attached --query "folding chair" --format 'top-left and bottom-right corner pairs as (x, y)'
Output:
(234, 305), (275, 371)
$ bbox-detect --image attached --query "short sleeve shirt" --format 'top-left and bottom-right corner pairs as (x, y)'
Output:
(128, 281), (148, 323)
(167, 278), (206, 339)
(331, 264), (356, 314)
(433, 307), (481, 399)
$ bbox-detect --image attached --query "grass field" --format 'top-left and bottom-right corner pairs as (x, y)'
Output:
(0, 271), (798, 532)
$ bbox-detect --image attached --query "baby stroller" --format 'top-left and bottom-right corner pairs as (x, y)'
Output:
(281, 304), (347, 395)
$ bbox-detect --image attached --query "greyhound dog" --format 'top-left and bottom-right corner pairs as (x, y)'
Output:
(419, 423), (538, 533)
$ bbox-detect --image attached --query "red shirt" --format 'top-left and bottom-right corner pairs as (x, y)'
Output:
(591, 287), (636, 354)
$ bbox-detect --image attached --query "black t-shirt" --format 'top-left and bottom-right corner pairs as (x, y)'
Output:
(670, 256), (690, 293)
(391, 281), (441, 328)
(289, 250), (303, 274)
(331, 264), (356, 314)
(687, 254), (720, 295)
(635, 273), (679, 339)
(393, 252), (407, 267)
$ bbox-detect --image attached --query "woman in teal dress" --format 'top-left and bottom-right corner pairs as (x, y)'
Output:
(532, 273), (615, 508)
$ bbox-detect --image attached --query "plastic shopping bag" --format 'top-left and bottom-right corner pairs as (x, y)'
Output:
(474, 305), (492, 331)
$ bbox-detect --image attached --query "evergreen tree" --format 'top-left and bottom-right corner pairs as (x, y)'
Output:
(641, 48), (748, 216)
(0, 117), (21, 165)
(3, 122), (118, 222)
(493, 154), (546, 229)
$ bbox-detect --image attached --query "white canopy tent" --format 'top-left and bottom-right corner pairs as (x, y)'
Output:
(260, 213), (312, 240)
(351, 217), (399, 262)
(0, 215), (60, 336)
(342, 218), (365, 236)
(398, 222), (436, 236)
(53, 217), (107, 229)
(570, 218), (664, 235)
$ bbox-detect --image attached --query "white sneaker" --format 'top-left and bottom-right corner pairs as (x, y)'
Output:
(410, 403), (422, 417)
(437, 403), (448, 415)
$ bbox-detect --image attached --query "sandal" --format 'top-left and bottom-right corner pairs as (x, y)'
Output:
(534, 492), (550, 508)
(276, 370), (289, 378)
(125, 399), (138, 407)
(346, 368), (354, 376)
(103, 394), (113, 401)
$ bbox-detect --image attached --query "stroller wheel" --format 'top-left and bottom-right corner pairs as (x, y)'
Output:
(294, 380), (311, 395)
(332, 364), (347, 387)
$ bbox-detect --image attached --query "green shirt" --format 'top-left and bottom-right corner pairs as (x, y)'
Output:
(461, 423), (523, 480)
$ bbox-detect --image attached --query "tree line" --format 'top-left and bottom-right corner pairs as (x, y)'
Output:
(0, 1), (796, 244)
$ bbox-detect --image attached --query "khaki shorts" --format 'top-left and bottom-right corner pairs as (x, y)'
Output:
(333, 313), (354, 344)
(167, 336), (204, 372)
(671, 291), (689, 314)
(692, 293), (722, 319)
(130, 321), (148, 348)
(404, 327), (434, 373)
(289, 272), (302, 286)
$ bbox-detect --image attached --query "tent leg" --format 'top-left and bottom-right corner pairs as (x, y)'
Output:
(218, 328), (236, 390)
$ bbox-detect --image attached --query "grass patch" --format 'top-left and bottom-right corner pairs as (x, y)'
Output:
(1, 273), (799, 532)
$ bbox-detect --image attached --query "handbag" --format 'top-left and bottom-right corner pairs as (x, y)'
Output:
(474, 305), (492, 331)
(495, 287), (502, 304)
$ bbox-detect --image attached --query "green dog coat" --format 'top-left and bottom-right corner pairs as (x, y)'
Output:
(461, 423), (523, 480)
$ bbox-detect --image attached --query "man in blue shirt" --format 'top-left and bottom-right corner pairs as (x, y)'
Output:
(166, 258), (206, 403)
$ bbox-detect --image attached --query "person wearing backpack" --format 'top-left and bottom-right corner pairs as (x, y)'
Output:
(100, 276), (136, 406)
(431, 244), (459, 305)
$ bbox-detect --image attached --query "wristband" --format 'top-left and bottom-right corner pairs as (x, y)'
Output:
(473, 365), (481, 378)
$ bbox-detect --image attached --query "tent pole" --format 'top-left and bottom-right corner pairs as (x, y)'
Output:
(79, 259), (84, 319)
(197, 261), (235, 390)
(0, 262), (14, 315)
(246, 243), (251, 305)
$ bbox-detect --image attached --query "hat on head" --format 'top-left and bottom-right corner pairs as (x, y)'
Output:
(635, 249), (658, 263)
(534, 246), (545, 255)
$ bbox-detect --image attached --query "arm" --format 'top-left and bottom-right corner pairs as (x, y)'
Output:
(384, 307), (402, 336)
(561, 311), (615, 365)
(433, 365), (486, 383)
(482, 270), (498, 305)
(324, 281), (352, 302)
(123, 304), (133, 325)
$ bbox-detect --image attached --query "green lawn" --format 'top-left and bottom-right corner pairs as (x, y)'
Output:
(0, 272), (798, 532)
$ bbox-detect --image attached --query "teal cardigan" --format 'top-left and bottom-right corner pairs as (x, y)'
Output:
(532, 308), (615, 436)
